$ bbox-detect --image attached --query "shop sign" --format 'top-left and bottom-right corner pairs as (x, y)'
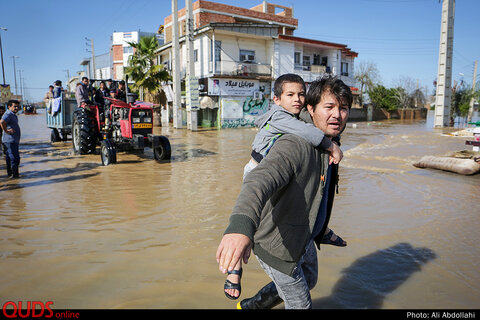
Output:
(208, 78), (259, 96)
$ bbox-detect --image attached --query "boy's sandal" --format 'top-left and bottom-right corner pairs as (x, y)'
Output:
(321, 230), (347, 247)
(224, 268), (243, 300)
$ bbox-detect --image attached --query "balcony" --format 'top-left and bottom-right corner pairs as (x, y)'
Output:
(212, 60), (272, 78)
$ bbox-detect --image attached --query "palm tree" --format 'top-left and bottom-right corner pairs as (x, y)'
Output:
(125, 35), (170, 101)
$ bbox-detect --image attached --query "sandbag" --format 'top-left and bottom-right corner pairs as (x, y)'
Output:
(412, 156), (480, 175)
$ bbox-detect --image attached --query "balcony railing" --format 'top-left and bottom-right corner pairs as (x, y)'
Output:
(295, 64), (330, 73)
(213, 60), (272, 77)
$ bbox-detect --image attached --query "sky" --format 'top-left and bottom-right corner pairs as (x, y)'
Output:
(1, 0), (479, 102)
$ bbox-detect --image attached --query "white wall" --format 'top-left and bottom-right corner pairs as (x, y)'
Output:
(276, 40), (295, 77)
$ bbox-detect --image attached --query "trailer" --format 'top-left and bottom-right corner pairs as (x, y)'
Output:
(46, 93), (77, 142)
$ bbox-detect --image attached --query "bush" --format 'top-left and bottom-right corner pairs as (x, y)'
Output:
(367, 85), (399, 111)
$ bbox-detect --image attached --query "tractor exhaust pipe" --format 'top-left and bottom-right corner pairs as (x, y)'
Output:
(125, 75), (138, 104)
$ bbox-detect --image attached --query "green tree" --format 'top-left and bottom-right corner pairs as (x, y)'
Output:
(453, 85), (475, 117)
(367, 85), (399, 111)
(124, 35), (171, 100)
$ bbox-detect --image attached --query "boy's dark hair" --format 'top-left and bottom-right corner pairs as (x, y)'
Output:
(273, 73), (306, 98)
(305, 75), (353, 111)
(82, 77), (88, 81)
(7, 99), (20, 107)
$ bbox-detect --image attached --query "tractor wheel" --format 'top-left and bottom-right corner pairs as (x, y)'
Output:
(153, 135), (171, 161)
(100, 139), (117, 166)
(51, 129), (60, 142)
(72, 108), (97, 154)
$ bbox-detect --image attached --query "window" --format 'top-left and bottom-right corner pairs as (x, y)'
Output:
(294, 52), (301, 64)
(321, 56), (328, 66)
(123, 46), (133, 54)
(302, 55), (311, 66)
(341, 62), (349, 76)
(239, 49), (255, 62)
(313, 54), (321, 66)
(215, 41), (222, 62)
(194, 49), (198, 62)
(302, 55), (311, 71)
(211, 40), (221, 62)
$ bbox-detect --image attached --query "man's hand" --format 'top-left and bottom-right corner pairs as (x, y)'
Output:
(327, 141), (343, 165)
(216, 233), (252, 274)
(0, 120), (13, 135)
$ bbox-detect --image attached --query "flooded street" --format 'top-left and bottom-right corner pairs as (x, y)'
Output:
(1, 110), (479, 309)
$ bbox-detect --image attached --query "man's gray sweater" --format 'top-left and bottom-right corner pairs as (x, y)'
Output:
(224, 132), (335, 276)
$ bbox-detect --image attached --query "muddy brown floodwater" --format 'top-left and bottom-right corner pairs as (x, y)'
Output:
(1, 110), (479, 309)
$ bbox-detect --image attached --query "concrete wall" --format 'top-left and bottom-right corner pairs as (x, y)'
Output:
(348, 107), (428, 122)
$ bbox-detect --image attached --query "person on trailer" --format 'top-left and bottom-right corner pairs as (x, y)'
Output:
(53, 80), (63, 98)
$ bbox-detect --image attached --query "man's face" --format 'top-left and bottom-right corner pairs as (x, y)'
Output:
(9, 103), (19, 114)
(273, 82), (305, 115)
(82, 78), (89, 86)
(307, 91), (349, 138)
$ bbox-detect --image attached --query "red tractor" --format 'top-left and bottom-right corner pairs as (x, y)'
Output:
(72, 96), (171, 165)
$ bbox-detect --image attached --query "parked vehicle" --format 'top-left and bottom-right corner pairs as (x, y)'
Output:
(23, 104), (37, 114)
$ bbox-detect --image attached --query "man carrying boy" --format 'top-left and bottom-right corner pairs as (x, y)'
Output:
(1, 100), (21, 178)
(223, 74), (346, 301)
(217, 75), (352, 308)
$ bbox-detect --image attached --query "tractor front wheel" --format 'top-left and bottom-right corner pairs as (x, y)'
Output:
(153, 136), (171, 161)
(100, 139), (117, 166)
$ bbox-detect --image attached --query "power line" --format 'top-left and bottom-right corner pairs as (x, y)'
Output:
(295, 32), (438, 43)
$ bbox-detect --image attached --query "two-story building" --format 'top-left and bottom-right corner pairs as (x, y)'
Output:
(157, 0), (358, 128)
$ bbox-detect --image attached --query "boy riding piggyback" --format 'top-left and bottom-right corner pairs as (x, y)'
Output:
(245, 73), (343, 177)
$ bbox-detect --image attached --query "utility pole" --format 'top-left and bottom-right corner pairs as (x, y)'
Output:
(185, 0), (198, 131)
(172, 0), (182, 128)
(63, 69), (70, 91)
(0, 27), (7, 85)
(10, 56), (19, 95)
(85, 37), (96, 79)
(434, 0), (455, 128)
(17, 69), (23, 106)
(467, 60), (477, 122)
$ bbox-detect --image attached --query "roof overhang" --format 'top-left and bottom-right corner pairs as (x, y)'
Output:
(279, 34), (358, 57)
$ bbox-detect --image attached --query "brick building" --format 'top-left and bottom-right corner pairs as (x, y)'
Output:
(111, 31), (162, 81)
